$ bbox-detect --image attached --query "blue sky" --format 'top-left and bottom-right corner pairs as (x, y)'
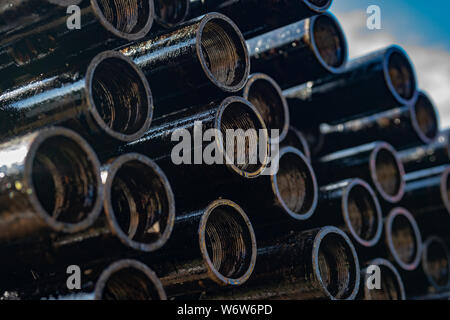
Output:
(332, 0), (450, 50)
(330, 0), (450, 127)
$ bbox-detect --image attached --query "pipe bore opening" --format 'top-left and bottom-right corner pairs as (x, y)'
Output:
(365, 262), (404, 300)
(204, 204), (255, 282)
(99, 264), (165, 300)
(312, 14), (346, 69)
(387, 50), (416, 101)
(108, 158), (173, 250)
(220, 100), (268, 176)
(244, 76), (288, 141)
(154, 0), (188, 26)
(275, 149), (316, 218)
(317, 232), (358, 299)
(94, 0), (153, 38)
(31, 135), (99, 225)
(199, 17), (248, 90)
(374, 147), (403, 199)
(346, 183), (380, 245)
(413, 93), (439, 142)
(389, 211), (420, 268)
(90, 55), (151, 141)
(423, 238), (450, 288)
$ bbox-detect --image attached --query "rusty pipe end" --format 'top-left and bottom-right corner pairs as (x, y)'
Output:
(154, 0), (190, 28)
(216, 96), (269, 178)
(342, 179), (383, 247)
(25, 127), (103, 233)
(86, 51), (153, 142)
(422, 236), (450, 291)
(383, 45), (418, 105)
(411, 91), (440, 144)
(199, 199), (257, 287)
(271, 147), (318, 220)
(91, 0), (154, 40)
(243, 73), (290, 142)
(385, 207), (423, 271)
(103, 153), (175, 252)
(370, 142), (406, 203)
(304, 0), (333, 12)
(361, 258), (406, 300)
(95, 260), (167, 300)
(197, 13), (250, 93)
(309, 12), (348, 73)
(314, 226), (360, 300)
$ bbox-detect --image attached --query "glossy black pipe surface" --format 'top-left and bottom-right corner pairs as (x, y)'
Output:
(316, 142), (406, 204)
(0, 127), (103, 245)
(247, 12), (347, 89)
(189, 0), (332, 38)
(0, 51), (153, 145)
(0, 0), (154, 90)
(140, 199), (257, 298)
(317, 91), (439, 155)
(0, 0), (81, 36)
(18, 260), (167, 300)
(399, 130), (450, 173)
(285, 45), (418, 130)
(403, 165), (450, 217)
(203, 226), (360, 300)
(120, 13), (249, 113)
(310, 178), (383, 248)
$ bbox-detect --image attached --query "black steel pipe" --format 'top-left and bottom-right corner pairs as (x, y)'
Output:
(189, 0), (332, 38)
(22, 260), (167, 300)
(358, 258), (406, 300)
(0, 153), (175, 291)
(0, 127), (103, 244)
(402, 236), (450, 297)
(114, 96), (270, 188)
(247, 12), (347, 90)
(120, 13), (250, 113)
(141, 199), (257, 298)
(203, 226), (360, 300)
(154, 0), (190, 28)
(280, 126), (311, 160)
(0, 0), (155, 89)
(316, 142), (406, 204)
(241, 73), (290, 142)
(384, 207), (422, 271)
(403, 165), (450, 217)
(101, 153), (176, 252)
(0, 0), (81, 35)
(310, 179), (383, 248)
(317, 91), (440, 155)
(285, 45), (418, 130)
(421, 237), (450, 293)
(399, 130), (450, 173)
(0, 51), (153, 144)
(217, 146), (318, 227)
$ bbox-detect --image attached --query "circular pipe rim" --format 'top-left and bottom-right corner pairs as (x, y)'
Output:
(103, 153), (176, 252)
(25, 127), (103, 233)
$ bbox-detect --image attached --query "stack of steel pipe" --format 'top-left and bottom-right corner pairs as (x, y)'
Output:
(0, 0), (448, 301)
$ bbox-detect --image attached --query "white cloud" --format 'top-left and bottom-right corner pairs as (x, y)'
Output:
(333, 10), (450, 128)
